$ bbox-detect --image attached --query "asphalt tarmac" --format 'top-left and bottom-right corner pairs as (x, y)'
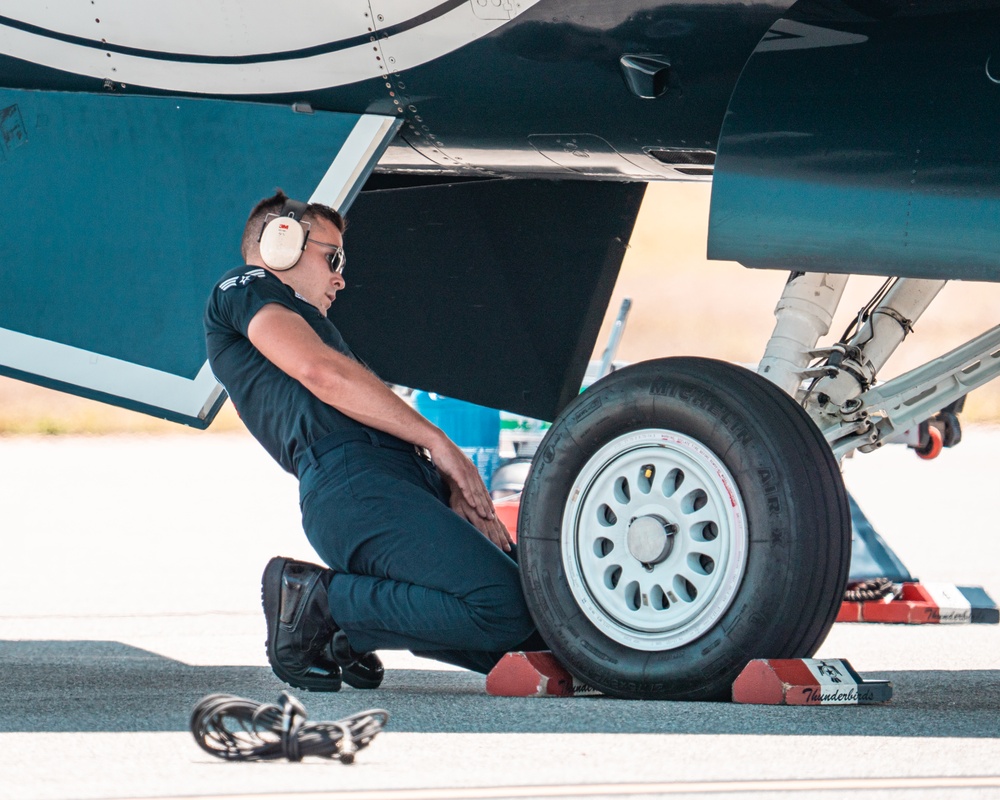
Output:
(1, 430), (998, 800)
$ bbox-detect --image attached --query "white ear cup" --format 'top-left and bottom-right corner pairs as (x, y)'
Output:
(259, 215), (308, 270)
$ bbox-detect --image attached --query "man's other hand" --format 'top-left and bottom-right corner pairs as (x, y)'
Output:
(430, 439), (513, 552)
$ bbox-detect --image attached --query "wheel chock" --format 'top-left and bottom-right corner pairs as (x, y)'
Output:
(837, 582), (999, 624)
(485, 651), (601, 697)
(732, 659), (892, 706)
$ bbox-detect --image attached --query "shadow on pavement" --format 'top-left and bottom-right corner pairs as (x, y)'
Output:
(2, 640), (999, 738)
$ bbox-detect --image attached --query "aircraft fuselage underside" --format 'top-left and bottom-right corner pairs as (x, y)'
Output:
(0, 1), (795, 181)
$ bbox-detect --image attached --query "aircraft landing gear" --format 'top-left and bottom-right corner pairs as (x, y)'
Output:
(518, 357), (851, 700)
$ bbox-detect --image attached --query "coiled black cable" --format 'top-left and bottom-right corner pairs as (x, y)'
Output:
(190, 691), (388, 763)
(844, 577), (897, 603)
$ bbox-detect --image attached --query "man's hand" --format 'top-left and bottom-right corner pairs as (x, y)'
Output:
(430, 437), (513, 552)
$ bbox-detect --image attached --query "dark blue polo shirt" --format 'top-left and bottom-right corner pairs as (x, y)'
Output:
(204, 265), (366, 476)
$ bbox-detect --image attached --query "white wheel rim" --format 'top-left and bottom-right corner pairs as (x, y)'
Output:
(561, 429), (748, 651)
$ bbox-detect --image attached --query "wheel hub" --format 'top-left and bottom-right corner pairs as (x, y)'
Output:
(561, 429), (748, 651)
(626, 515), (676, 566)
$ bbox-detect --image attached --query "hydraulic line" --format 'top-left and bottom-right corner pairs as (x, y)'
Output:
(813, 278), (946, 407)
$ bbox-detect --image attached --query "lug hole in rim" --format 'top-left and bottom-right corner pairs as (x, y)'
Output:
(606, 565), (623, 589)
(637, 464), (655, 494)
(673, 576), (698, 602)
(682, 488), (708, 514)
(697, 521), (719, 542)
(615, 477), (631, 504)
(662, 467), (684, 497)
(625, 581), (641, 611)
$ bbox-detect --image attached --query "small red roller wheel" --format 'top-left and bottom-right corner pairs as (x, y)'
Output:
(916, 425), (944, 460)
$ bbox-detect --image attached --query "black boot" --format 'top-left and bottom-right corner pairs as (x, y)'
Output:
(261, 556), (342, 692)
(331, 630), (385, 689)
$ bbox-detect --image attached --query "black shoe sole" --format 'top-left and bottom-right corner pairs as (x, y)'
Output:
(262, 556), (342, 692)
(342, 655), (385, 690)
(331, 631), (385, 689)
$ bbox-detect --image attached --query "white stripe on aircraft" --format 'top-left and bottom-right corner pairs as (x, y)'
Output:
(0, 326), (224, 420)
(0, 1), (539, 94)
(1, 113), (398, 423)
(310, 115), (401, 211)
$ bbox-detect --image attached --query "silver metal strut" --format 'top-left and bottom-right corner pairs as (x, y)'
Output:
(820, 322), (1000, 459)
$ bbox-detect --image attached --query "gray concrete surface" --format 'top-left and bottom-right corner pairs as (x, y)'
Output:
(1, 430), (999, 800)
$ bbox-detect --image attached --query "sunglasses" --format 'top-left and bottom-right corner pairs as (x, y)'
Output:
(310, 238), (346, 274)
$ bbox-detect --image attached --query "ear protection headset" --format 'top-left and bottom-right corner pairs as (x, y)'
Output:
(258, 199), (311, 271)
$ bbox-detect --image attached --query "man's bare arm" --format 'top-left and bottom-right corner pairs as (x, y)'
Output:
(249, 304), (438, 447)
(247, 303), (512, 550)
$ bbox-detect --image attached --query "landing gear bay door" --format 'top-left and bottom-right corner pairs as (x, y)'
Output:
(0, 89), (398, 427)
(708, 3), (1000, 282)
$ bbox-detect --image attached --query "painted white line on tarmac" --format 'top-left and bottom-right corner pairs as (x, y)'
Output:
(127, 773), (1000, 800)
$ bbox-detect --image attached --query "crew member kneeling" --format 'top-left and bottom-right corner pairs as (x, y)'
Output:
(204, 191), (544, 690)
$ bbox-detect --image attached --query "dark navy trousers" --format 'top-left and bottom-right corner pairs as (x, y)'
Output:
(297, 430), (544, 674)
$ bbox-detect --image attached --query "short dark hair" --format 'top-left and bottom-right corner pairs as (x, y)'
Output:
(241, 189), (346, 262)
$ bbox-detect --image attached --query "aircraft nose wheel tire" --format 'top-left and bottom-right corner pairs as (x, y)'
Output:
(518, 357), (851, 700)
